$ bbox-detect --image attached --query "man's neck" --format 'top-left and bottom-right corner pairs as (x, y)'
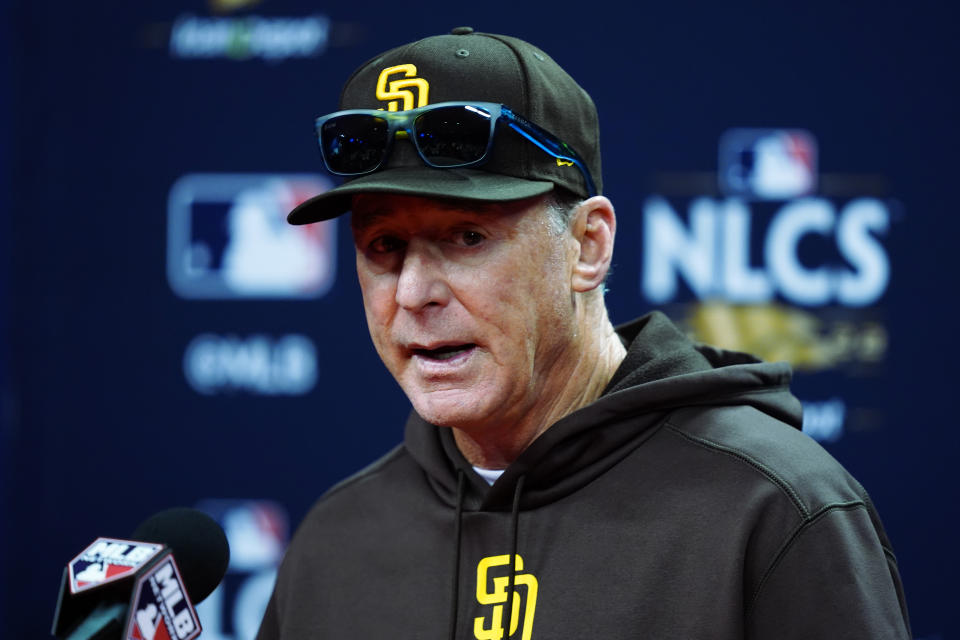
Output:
(452, 317), (627, 469)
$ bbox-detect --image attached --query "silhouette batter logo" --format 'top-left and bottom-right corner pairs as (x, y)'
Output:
(166, 173), (336, 300)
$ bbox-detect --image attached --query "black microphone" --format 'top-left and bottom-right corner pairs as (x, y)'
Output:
(51, 507), (231, 640)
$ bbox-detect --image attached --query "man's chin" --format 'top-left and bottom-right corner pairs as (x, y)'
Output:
(408, 390), (493, 430)
(413, 406), (483, 430)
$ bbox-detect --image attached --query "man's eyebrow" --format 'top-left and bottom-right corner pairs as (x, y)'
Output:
(350, 208), (393, 232)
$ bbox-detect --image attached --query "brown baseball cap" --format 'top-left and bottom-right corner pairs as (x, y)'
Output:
(289, 27), (602, 224)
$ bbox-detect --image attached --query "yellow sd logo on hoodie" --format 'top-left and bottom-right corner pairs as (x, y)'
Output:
(474, 554), (538, 640)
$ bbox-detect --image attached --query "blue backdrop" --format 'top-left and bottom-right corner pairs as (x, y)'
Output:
(3, 1), (957, 638)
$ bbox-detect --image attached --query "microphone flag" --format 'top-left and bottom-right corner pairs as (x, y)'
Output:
(68, 538), (165, 593)
(52, 537), (202, 640)
(125, 555), (201, 640)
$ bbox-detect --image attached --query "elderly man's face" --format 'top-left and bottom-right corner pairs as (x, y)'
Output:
(351, 193), (579, 432)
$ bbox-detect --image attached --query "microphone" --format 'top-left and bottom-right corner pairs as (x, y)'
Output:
(51, 507), (231, 640)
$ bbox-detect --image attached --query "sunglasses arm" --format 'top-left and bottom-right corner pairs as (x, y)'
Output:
(501, 111), (597, 197)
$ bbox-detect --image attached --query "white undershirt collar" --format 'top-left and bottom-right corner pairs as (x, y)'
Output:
(472, 466), (505, 485)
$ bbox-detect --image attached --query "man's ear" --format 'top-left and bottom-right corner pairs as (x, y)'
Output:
(570, 196), (616, 293)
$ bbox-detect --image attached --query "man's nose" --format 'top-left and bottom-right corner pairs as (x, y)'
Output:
(395, 238), (451, 310)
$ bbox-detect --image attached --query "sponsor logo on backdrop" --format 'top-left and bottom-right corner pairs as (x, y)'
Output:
(207, 0), (263, 14)
(167, 174), (336, 300)
(195, 500), (288, 640)
(642, 128), (898, 443)
(184, 333), (317, 396)
(169, 14), (330, 61)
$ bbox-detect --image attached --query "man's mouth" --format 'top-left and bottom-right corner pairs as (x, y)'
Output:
(411, 344), (476, 361)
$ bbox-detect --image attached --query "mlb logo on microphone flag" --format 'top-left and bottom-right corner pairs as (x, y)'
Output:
(125, 556), (201, 640)
(68, 537), (164, 594)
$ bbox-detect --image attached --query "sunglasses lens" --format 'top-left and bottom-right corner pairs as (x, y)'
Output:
(319, 114), (390, 174)
(413, 105), (493, 167)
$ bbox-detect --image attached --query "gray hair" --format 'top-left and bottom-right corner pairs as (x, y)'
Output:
(545, 188), (583, 235)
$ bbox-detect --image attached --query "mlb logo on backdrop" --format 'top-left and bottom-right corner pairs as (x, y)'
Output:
(193, 500), (289, 639)
(718, 129), (817, 200)
(167, 174), (336, 299)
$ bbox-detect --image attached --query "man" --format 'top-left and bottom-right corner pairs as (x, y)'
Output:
(257, 28), (910, 639)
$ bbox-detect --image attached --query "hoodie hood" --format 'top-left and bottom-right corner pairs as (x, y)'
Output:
(404, 311), (803, 512)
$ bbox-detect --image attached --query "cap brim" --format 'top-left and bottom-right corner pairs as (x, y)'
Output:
(287, 167), (555, 225)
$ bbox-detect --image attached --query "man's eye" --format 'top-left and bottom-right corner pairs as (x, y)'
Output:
(456, 230), (485, 247)
(369, 236), (405, 253)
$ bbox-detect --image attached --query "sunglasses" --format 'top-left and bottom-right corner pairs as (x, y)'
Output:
(314, 101), (597, 197)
